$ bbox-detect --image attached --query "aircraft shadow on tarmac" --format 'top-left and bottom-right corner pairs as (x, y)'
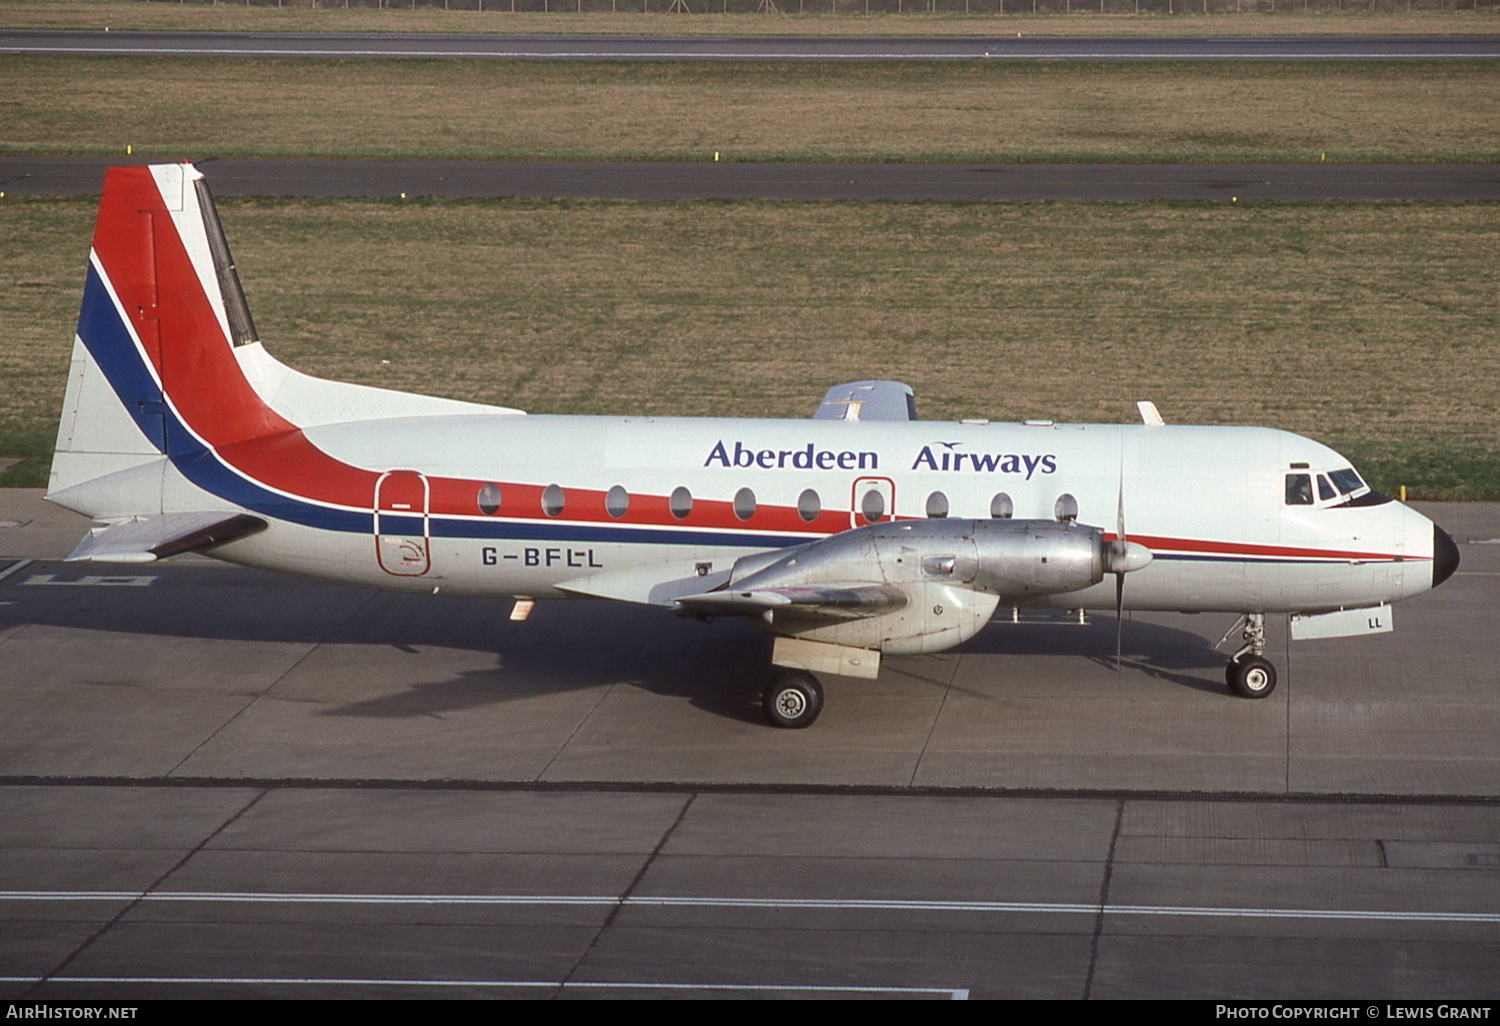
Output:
(13, 564), (1234, 726)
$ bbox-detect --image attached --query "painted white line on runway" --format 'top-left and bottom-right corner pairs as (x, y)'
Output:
(0, 558), (34, 583)
(0, 975), (966, 997)
(1, 46), (1494, 60)
(3, 889), (1496, 924)
(19, 573), (157, 587)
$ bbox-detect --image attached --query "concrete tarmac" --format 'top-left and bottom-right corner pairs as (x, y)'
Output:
(1, 490), (1497, 998)
(5, 156), (1498, 202)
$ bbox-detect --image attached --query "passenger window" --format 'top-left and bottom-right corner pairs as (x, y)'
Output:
(1054, 493), (1078, 522)
(669, 486), (693, 520)
(1318, 475), (1337, 502)
(926, 491), (949, 519)
(1285, 474), (1313, 506)
(797, 488), (821, 523)
(990, 493), (1013, 519)
(476, 483), (501, 516)
(541, 484), (565, 518)
(860, 487), (886, 524)
(733, 487), (757, 521)
(605, 485), (629, 519)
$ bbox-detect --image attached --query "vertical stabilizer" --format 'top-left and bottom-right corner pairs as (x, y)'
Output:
(47, 162), (289, 517)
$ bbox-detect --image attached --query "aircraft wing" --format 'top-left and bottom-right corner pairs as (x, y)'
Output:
(813, 380), (917, 422)
(64, 511), (267, 563)
(674, 583), (906, 621)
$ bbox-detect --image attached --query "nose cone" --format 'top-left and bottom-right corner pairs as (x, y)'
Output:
(1433, 525), (1460, 589)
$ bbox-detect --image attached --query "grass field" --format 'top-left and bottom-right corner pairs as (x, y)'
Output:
(3, 0), (1496, 36)
(4, 56), (1498, 163)
(3, 195), (1495, 496)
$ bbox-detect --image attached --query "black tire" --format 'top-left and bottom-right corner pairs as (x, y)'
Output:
(1226, 655), (1278, 699)
(763, 670), (824, 729)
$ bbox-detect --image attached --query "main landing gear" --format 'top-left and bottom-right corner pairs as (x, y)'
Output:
(763, 669), (824, 729)
(1221, 612), (1278, 699)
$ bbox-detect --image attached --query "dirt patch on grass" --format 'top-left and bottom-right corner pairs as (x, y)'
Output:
(3, 196), (1496, 495)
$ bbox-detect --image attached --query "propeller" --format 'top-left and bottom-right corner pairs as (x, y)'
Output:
(1106, 436), (1154, 671)
(1112, 476), (1127, 671)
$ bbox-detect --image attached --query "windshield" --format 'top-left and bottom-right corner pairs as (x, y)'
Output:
(1329, 468), (1366, 495)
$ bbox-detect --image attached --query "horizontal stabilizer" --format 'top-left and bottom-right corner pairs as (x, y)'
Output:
(813, 381), (917, 422)
(675, 584), (905, 621)
(65, 511), (267, 564)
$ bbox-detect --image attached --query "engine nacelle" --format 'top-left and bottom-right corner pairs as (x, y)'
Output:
(970, 519), (1108, 597)
(726, 518), (1121, 655)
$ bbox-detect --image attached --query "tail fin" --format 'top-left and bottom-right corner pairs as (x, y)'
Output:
(48, 163), (293, 517)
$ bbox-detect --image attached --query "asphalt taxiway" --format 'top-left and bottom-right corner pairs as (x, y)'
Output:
(1, 491), (1497, 998)
(5, 156), (1498, 202)
(5, 30), (1499, 61)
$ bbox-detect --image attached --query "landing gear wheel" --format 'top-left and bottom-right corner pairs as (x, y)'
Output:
(1226, 655), (1278, 699)
(763, 670), (824, 729)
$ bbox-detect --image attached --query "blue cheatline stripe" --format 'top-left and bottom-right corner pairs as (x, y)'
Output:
(76, 262), (166, 449)
(1154, 553), (1399, 565)
(430, 516), (803, 549)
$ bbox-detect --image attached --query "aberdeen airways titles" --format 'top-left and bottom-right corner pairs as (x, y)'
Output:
(704, 440), (1058, 480)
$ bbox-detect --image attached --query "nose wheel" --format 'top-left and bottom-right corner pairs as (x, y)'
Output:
(1220, 612), (1278, 699)
(763, 670), (824, 728)
(1226, 655), (1278, 698)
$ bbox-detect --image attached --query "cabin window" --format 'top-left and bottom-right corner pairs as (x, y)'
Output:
(476, 483), (501, 516)
(1318, 475), (1337, 502)
(541, 484), (565, 518)
(990, 493), (1013, 519)
(797, 488), (821, 523)
(1054, 493), (1078, 523)
(605, 485), (629, 519)
(926, 491), (949, 519)
(669, 486), (693, 520)
(733, 487), (757, 521)
(860, 487), (886, 524)
(1285, 474), (1313, 506)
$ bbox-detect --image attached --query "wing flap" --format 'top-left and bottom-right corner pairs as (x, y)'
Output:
(65, 511), (267, 563)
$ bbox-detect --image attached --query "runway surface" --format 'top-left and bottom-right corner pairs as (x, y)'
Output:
(6, 156), (1498, 201)
(1, 491), (1497, 998)
(5, 29), (1500, 61)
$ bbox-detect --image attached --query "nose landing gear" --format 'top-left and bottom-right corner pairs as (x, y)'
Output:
(1220, 612), (1278, 699)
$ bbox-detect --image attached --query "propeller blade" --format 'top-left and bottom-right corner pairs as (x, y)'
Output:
(1114, 572), (1127, 665)
(1115, 434), (1126, 672)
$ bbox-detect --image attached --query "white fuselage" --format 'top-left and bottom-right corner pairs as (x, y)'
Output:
(195, 411), (1437, 616)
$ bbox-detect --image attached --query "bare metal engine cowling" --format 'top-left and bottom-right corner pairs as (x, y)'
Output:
(726, 519), (1113, 655)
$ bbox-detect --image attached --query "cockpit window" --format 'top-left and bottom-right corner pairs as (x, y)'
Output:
(1329, 468), (1365, 495)
(1285, 474), (1313, 506)
(1318, 475), (1337, 502)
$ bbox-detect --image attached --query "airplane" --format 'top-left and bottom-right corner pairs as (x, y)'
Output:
(46, 162), (1460, 728)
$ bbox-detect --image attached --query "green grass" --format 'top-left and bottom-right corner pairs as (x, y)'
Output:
(2, 0), (1496, 36)
(3, 56), (1499, 163)
(3, 195), (1496, 497)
